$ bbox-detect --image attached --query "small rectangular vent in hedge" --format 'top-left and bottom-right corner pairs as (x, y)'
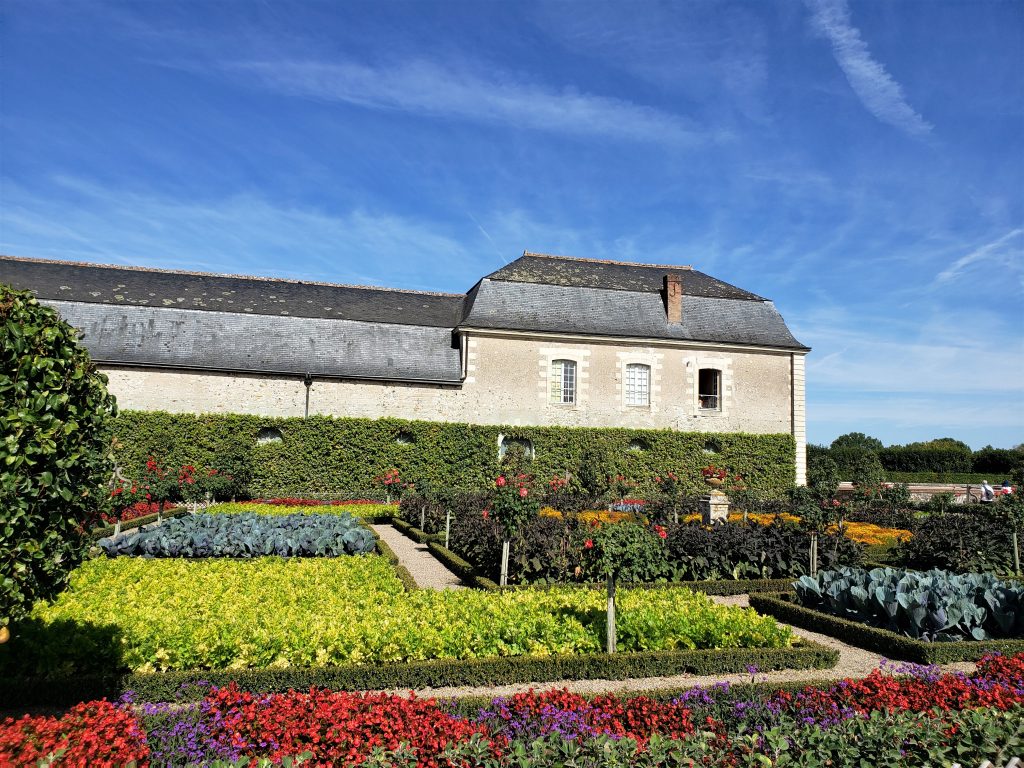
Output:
(111, 411), (797, 499)
(98, 513), (376, 558)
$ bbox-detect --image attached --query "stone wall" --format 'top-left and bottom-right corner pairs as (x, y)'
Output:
(101, 331), (805, 470)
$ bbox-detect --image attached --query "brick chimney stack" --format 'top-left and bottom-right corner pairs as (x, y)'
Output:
(664, 273), (684, 324)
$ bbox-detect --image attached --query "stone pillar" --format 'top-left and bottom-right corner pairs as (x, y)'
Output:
(700, 490), (730, 525)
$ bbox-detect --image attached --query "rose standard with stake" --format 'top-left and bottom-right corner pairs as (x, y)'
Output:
(581, 521), (669, 653)
(488, 474), (539, 586)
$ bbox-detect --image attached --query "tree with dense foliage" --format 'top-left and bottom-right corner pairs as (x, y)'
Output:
(0, 286), (117, 637)
(830, 432), (884, 452)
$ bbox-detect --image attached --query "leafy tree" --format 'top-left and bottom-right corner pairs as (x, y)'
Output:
(830, 433), (883, 453)
(905, 437), (972, 452)
(850, 451), (885, 490)
(1, 287), (117, 636)
(808, 454), (841, 499)
(581, 520), (668, 652)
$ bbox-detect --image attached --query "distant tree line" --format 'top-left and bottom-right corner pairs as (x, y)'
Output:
(807, 433), (1024, 482)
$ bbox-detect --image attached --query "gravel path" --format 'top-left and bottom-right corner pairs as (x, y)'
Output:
(371, 523), (465, 590)
(373, 525), (973, 699)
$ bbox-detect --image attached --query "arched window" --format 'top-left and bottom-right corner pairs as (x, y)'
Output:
(625, 363), (650, 406)
(698, 368), (721, 410)
(550, 359), (577, 404)
(256, 427), (283, 445)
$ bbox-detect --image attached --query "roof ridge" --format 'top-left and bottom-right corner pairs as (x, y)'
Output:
(0, 254), (466, 299)
(521, 251), (693, 271)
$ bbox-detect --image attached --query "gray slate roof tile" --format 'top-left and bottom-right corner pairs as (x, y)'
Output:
(48, 301), (462, 383)
(0, 255), (464, 327)
(461, 280), (807, 350)
(2, 252), (806, 383)
(486, 252), (764, 300)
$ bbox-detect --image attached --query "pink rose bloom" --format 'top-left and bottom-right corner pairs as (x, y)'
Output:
(519, 487), (528, 498)
(496, 476), (507, 487)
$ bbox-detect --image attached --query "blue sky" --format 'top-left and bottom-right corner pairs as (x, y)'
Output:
(1, 0), (1021, 449)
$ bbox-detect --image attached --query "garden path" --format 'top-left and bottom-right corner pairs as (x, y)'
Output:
(371, 523), (465, 590)
(373, 525), (974, 698)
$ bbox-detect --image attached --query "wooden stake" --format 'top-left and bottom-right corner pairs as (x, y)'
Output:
(606, 574), (617, 654)
(500, 540), (510, 586)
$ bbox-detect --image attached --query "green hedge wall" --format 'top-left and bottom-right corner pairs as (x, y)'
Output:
(112, 411), (797, 499)
(0, 641), (836, 707)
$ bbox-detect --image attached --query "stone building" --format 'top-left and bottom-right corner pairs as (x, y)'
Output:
(1, 252), (810, 482)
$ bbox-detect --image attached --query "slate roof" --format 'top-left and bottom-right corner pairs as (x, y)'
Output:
(487, 252), (764, 301)
(0, 252), (807, 382)
(0, 255), (463, 327)
(460, 280), (807, 350)
(48, 300), (462, 383)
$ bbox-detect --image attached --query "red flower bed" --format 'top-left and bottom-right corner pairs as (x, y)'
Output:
(485, 688), (693, 743)
(202, 684), (496, 767)
(101, 501), (177, 526)
(0, 700), (148, 767)
(765, 652), (1024, 726)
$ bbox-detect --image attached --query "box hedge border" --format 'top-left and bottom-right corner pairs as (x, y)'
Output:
(749, 592), (1024, 664)
(0, 640), (836, 707)
(111, 411), (796, 499)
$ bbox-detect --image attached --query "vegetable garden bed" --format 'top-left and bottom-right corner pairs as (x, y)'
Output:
(749, 592), (1024, 663)
(0, 554), (834, 706)
(392, 522), (799, 595)
(4, 557), (796, 674)
(207, 501), (399, 520)
(426, 537), (795, 595)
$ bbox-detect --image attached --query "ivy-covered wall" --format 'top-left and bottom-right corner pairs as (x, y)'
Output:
(112, 411), (797, 498)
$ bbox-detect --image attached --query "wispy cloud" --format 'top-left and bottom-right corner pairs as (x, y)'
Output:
(227, 58), (708, 145)
(934, 228), (1024, 285)
(804, 0), (933, 137)
(0, 177), (482, 292)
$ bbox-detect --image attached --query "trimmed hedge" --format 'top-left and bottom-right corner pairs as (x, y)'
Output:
(749, 592), (1024, 663)
(0, 640), (837, 707)
(111, 411), (797, 498)
(884, 471), (1013, 484)
(426, 541), (498, 589)
(393, 518), (444, 545)
(879, 446), (973, 474)
(90, 507), (191, 540)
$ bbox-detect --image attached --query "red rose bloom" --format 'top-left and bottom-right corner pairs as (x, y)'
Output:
(584, 539), (594, 549)
(496, 476), (507, 487)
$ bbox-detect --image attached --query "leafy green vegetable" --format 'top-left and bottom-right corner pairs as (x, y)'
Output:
(5, 557), (792, 675)
(98, 513), (375, 558)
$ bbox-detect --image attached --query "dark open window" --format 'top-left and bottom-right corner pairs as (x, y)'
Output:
(698, 369), (721, 410)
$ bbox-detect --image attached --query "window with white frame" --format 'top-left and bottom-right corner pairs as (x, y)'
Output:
(698, 368), (721, 410)
(550, 359), (577, 404)
(625, 363), (650, 406)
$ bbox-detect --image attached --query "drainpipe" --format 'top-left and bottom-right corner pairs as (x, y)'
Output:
(303, 373), (313, 418)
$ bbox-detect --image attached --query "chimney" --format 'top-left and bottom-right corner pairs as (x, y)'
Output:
(664, 273), (683, 324)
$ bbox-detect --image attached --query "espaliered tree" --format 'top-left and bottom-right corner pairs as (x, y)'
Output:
(0, 286), (117, 641)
